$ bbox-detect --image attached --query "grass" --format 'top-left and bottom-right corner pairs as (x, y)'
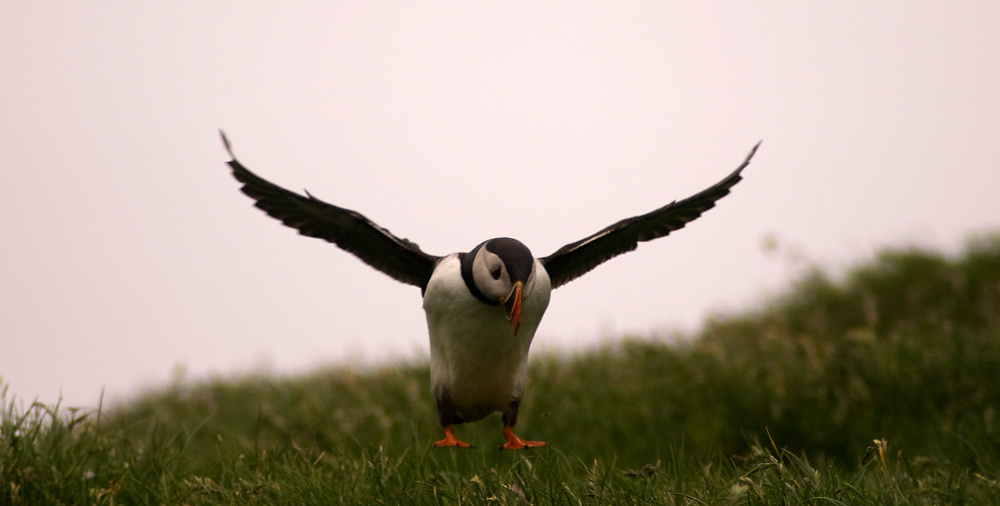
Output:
(4, 233), (1000, 504)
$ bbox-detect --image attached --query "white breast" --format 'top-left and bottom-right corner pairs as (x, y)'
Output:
(422, 254), (551, 422)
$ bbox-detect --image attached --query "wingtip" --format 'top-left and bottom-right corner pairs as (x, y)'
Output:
(747, 140), (762, 161)
(219, 129), (236, 160)
(732, 141), (762, 173)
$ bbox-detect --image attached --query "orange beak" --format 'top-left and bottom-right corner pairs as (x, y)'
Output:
(502, 281), (523, 335)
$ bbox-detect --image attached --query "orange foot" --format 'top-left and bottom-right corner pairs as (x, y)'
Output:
(499, 426), (547, 450)
(433, 425), (475, 449)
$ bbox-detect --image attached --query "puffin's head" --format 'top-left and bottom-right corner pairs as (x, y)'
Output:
(462, 237), (537, 334)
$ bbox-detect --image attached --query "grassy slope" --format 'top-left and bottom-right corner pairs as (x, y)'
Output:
(3, 234), (1000, 504)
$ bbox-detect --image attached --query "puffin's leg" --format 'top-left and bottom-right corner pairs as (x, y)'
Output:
(499, 398), (547, 450)
(433, 392), (474, 448)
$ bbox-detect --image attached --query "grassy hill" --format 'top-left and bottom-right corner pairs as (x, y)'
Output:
(3, 234), (1000, 504)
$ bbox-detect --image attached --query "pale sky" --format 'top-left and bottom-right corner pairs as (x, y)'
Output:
(3, 3), (998, 408)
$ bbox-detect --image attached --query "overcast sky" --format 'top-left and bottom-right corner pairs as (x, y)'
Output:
(3, 3), (998, 409)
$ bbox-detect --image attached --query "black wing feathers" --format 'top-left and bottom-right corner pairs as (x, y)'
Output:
(540, 142), (760, 289)
(221, 132), (440, 289)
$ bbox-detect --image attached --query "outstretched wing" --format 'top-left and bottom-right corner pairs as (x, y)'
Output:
(221, 131), (441, 289)
(540, 142), (760, 289)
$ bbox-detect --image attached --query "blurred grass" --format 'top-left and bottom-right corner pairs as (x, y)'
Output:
(3, 233), (1000, 504)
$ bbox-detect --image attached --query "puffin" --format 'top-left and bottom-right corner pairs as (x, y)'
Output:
(220, 132), (759, 449)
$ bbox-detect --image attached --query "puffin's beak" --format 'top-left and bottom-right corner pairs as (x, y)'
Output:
(502, 281), (523, 335)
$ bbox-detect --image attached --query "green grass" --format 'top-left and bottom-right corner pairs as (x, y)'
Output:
(4, 233), (1000, 504)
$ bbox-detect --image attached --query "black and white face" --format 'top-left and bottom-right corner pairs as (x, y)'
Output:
(462, 237), (538, 334)
(470, 238), (537, 302)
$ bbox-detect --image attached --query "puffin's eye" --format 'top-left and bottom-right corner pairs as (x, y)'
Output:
(490, 266), (502, 280)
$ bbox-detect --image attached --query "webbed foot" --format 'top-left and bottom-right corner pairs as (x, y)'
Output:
(499, 425), (546, 450)
(433, 425), (475, 449)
